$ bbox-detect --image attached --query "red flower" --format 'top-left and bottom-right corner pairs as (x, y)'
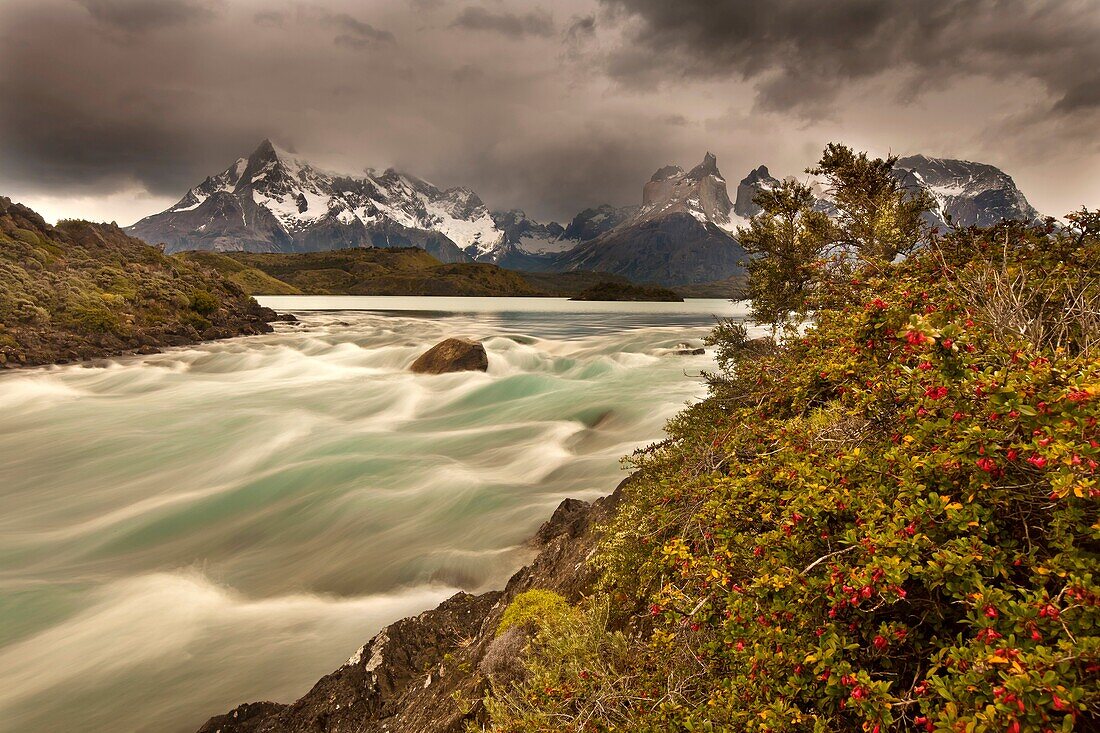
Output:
(976, 457), (997, 473)
(872, 634), (888, 650)
(1027, 455), (1047, 469)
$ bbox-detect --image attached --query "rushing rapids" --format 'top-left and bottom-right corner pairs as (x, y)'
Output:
(0, 296), (746, 733)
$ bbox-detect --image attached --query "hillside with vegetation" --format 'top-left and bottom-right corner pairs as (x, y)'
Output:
(570, 281), (684, 302)
(218, 249), (544, 296)
(186, 248), (663, 298)
(0, 196), (274, 367)
(195, 146), (1099, 733)
(480, 149), (1100, 731)
(175, 251), (303, 295)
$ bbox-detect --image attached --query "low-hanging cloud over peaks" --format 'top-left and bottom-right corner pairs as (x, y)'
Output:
(0, 0), (1096, 226)
(598, 0), (1100, 119)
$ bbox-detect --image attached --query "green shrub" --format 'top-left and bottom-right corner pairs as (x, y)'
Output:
(11, 228), (40, 246)
(485, 214), (1100, 732)
(498, 591), (576, 636)
(63, 294), (120, 334)
(181, 310), (211, 332)
(189, 289), (220, 315)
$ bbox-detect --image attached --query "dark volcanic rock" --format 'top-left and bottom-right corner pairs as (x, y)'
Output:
(409, 338), (488, 374)
(195, 476), (632, 733)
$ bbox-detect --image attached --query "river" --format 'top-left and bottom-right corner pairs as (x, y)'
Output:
(0, 296), (748, 732)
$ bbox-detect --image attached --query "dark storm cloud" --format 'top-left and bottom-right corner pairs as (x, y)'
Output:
(564, 14), (595, 41)
(1, 0), (1097, 225)
(451, 7), (554, 38)
(328, 12), (395, 48)
(76, 0), (216, 31)
(600, 0), (1100, 117)
(1054, 78), (1100, 113)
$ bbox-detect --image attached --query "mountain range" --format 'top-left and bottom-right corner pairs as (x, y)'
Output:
(128, 141), (1044, 286)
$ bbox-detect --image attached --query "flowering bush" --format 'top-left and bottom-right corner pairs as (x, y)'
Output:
(482, 215), (1100, 732)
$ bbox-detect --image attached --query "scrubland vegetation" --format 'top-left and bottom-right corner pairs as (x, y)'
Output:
(0, 197), (272, 366)
(482, 147), (1100, 732)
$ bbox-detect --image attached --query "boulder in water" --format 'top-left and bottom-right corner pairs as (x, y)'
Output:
(674, 342), (705, 356)
(410, 338), (488, 374)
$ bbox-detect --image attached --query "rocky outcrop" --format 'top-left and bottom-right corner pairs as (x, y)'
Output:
(0, 197), (276, 368)
(195, 480), (628, 733)
(409, 338), (489, 374)
(560, 204), (637, 242)
(733, 165), (781, 219)
(894, 154), (1042, 228)
(554, 154), (747, 286)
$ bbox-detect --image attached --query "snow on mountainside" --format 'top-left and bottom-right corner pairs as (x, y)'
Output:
(555, 153), (747, 286)
(729, 155), (1041, 233)
(639, 152), (737, 233)
(128, 140), (504, 261)
(129, 141), (1046, 285)
(894, 154), (1042, 228)
(733, 165), (780, 220)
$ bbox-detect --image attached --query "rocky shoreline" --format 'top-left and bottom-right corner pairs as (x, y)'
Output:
(0, 196), (282, 369)
(0, 308), (279, 369)
(195, 478), (630, 733)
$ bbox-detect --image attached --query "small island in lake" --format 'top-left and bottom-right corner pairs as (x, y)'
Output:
(569, 281), (684, 302)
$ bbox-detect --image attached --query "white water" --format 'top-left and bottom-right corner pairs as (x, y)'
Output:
(0, 296), (749, 732)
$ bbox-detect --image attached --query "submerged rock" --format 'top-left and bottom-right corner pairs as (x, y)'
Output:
(410, 338), (488, 374)
(674, 342), (705, 355)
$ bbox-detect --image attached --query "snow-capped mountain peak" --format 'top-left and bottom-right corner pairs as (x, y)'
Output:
(894, 154), (1041, 228)
(129, 140), (506, 260)
(641, 152), (735, 230)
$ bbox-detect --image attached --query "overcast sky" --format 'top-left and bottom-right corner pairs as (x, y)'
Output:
(1, 0), (1098, 225)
